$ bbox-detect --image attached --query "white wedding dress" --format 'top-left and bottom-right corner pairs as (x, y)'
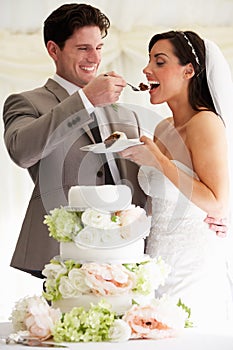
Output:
(138, 160), (233, 329)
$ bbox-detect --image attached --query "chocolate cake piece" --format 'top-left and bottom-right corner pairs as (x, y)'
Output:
(104, 132), (121, 148)
(139, 82), (149, 91)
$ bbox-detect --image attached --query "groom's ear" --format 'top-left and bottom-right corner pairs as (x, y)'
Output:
(47, 40), (59, 61)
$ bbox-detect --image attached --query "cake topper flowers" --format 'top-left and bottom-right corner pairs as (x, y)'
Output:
(44, 205), (151, 248)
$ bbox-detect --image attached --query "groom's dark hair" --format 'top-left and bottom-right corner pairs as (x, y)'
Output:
(43, 3), (110, 49)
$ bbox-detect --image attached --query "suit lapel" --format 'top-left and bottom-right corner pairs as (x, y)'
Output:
(45, 78), (70, 102)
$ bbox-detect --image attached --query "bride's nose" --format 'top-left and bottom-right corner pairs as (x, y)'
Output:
(143, 63), (151, 77)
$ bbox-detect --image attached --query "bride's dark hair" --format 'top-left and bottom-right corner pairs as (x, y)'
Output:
(148, 30), (217, 115)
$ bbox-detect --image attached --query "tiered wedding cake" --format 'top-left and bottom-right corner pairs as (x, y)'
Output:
(9, 185), (190, 343)
(42, 185), (167, 314)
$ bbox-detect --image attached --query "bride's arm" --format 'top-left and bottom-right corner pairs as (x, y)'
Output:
(120, 112), (229, 220)
(185, 111), (229, 218)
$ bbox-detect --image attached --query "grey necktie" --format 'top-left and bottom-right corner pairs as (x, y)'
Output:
(89, 113), (115, 184)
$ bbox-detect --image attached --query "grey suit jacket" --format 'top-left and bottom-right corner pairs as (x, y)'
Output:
(3, 79), (147, 274)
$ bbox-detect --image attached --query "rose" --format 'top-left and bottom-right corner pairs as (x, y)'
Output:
(58, 276), (78, 298)
(81, 208), (119, 229)
(42, 262), (67, 280)
(10, 296), (61, 340)
(58, 269), (91, 298)
(69, 268), (91, 294)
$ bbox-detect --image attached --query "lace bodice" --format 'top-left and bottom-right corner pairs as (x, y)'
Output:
(138, 160), (214, 257)
(138, 160), (206, 227)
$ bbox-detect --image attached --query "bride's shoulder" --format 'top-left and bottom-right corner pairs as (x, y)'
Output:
(187, 111), (225, 132)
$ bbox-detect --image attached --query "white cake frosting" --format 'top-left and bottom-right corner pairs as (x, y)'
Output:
(52, 294), (154, 314)
(68, 184), (132, 211)
(60, 239), (147, 263)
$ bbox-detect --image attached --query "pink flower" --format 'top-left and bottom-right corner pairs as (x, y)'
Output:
(117, 205), (145, 226)
(122, 299), (186, 339)
(25, 298), (61, 339)
(81, 263), (136, 296)
(11, 296), (61, 340)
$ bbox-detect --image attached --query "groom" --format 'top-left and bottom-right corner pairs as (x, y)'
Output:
(2, 3), (226, 279)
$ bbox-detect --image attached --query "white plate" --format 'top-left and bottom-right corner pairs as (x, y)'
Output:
(80, 139), (143, 153)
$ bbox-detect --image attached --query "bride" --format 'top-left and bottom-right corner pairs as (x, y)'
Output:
(120, 30), (233, 328)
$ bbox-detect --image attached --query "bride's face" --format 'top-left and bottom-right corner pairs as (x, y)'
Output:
(143, 39), (190, 105)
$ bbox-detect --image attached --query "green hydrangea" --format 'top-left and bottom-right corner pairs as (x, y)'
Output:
(44, 207), (83, 242)
(52, 301), (116, 342)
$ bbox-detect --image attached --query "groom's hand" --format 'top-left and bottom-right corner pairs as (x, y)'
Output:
(204, 215), (228, 238)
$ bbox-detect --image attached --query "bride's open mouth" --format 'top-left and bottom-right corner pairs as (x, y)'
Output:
(149, 81), (160, 91)
(138, 81), (160, 91)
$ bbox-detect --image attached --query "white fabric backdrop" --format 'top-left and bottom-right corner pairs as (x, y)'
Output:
(0, 0), (233, 322)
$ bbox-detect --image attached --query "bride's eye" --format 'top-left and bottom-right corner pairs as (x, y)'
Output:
(156, 60), (165, 66)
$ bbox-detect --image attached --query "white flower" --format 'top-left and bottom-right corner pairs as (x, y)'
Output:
(59, 276), (78, 298)
(69, 268), (91, 294)
(58, 268), (93, 298)
(81, 208), (118, 229)
(145, 257), (171, 289)
(42, 262), (67, 280)
(109, 319), (131, 342)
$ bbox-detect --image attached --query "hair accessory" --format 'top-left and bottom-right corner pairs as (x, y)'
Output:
(181, 32), (200, 66)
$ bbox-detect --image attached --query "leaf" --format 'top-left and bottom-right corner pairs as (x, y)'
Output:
(177, 298), (194, 328)
(111, 104), (118, 112)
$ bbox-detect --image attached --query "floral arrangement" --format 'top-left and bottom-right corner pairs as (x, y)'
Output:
(43, 207), (83, 242)
(43, 205), (150, 244)
(42, 257), (171, 302)
(10, 295), (190, 343)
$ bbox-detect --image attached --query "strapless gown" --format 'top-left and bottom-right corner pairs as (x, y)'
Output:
(138, 161), (233, 329)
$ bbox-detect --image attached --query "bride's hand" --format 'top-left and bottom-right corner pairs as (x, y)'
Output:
(119, 135), (165, 167)
(204, 215), (228, 238)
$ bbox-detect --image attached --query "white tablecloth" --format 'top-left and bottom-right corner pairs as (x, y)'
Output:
(1, 322), (233, 350)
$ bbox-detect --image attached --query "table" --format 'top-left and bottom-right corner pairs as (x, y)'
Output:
(1, 322), (233, 350)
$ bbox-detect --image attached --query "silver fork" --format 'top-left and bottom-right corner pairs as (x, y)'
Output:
(126, 82), (140, 91)
(104, 74), (140, 91)
(1, 335), (67, 347)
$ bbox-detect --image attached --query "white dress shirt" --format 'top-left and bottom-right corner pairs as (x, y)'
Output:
(52, 74), (120, 183)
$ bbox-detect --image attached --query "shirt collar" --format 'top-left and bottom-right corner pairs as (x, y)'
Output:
(53, 74), (80, 95)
